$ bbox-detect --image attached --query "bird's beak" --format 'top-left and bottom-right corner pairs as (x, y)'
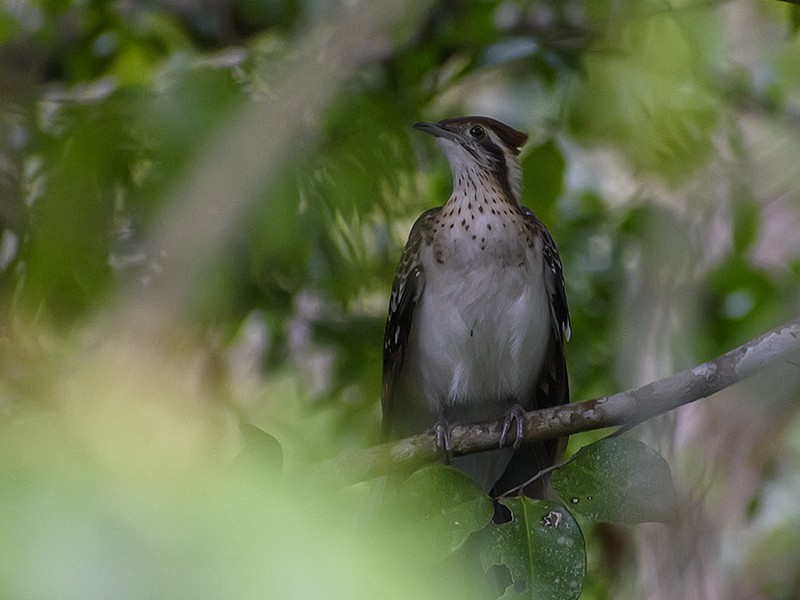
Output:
(413, 121), (456, 140)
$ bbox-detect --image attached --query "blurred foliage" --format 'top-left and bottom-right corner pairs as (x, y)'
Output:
(380, 466), (494, 563)
(2, 0), (800, 598)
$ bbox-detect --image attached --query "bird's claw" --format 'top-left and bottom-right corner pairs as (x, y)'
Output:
(434, 419), (453, 464)
(500, 404), (526, 450)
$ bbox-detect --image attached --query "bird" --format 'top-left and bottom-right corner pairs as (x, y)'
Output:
(380, 116), (570, 499)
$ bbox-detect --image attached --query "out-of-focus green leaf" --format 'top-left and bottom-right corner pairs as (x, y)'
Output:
(480, 497), (585, 600)
(314, 315), (384, 403)
(16, 99), (138, 322)
(791, 5), (800, 35)
(237, 423), (283, 474)
(551, 437), (677, 524)
(381, 465), (494, 564)
(441, 2), (498, 49)
(741, 517), (800, 598)
(568, 9), (720, 179)
(731, 194), (759, 256)
(522, 139), (565, 215)
(702, 258), (786, 354)
(110, 43), (154, 85)
(233, 0), (301, 32)
(0, 399), (461, 600)
(0, 13), (17, 43)
(245, 173), (310, 292)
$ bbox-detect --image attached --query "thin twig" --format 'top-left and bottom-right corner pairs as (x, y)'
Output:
(498, 450), (584, 498)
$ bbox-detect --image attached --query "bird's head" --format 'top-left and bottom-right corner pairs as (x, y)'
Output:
(414, 116), (529, 204)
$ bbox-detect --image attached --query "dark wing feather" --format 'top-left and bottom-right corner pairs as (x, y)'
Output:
(526, 207), (570, 343)
(492, 208), (570, 498)
(381, 208), (439, 439)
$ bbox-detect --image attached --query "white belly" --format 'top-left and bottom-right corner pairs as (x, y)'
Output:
(409, 245), (551, 423)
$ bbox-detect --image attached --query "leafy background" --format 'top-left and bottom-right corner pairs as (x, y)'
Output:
(1, 0), (800, 598)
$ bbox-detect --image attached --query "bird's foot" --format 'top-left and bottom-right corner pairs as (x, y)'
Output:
(500, 404), (526, 450)
(433, 417), (453, 464)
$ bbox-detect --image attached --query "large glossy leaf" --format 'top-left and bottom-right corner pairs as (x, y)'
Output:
(480, 498), (585, 600)
(551, 437), (677, 524)
(380, 465), (494, 563)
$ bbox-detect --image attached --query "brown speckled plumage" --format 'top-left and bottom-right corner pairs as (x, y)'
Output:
(382, 117), (570, 499)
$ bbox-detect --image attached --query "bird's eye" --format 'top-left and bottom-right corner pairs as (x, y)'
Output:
(469, 125), (485, 139)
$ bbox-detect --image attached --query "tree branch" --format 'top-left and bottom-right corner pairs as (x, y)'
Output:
(293, 318), (800, 488)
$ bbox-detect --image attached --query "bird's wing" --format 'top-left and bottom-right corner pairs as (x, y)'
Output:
(380, 208), (440, 439)
(525, 208), (570, 344)
(492, 208), (570, 498)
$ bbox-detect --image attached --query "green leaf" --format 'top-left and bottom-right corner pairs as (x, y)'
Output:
(521, 139), (565, 215)
(567, 11), (719, 180)
(381, 465), (494, 563)
(731, 194), (759, 256)
(480, 498), (585, 600)
(743, 517), (800, 595)
(497, 588), (530, 600)
(237, 423), (283, 475)
(551, 437), (677, 524)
